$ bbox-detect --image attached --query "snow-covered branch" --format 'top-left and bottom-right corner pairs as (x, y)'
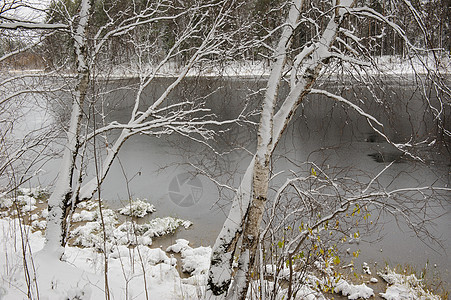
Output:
(309, 89), (383, 126)
(79, 0), (247, 202)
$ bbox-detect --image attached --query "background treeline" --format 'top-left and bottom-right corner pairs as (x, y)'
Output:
(1, 0), (449, 70)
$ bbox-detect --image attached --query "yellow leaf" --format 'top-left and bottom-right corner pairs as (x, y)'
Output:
(311, 167), (317, 176)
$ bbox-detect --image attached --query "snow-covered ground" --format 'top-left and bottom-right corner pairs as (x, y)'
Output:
(0, 189), (445, 299)
(0, 190), (205, 299)
(0, 218), (206, 299)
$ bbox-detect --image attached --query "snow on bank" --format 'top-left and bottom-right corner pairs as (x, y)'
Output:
(373, 55), (450, 76)
(247, 280), (326, 300)
(0, 215), (445, 299)
(0, 190), (445, 299)
(70, 200), (191, 248)
(0, 218), (203, 299)
(251, 258), (375, 299)
(378, 267), (441, 300)
(334, 279), (374, 299)
(7, 55), (449, 79)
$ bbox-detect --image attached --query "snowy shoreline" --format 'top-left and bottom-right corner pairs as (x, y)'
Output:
(3, 56), (450, 80)
(0, 188), (445, 299)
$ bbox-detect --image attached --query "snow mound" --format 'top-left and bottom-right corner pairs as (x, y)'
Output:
(72, 210), (96, 222)
(19, 187), (49, 199)
(0, 192), (38, 213)
(167, 239), (212, 278)
(334, 279), (374, 299)
(117, 217), (192, 238)
(76, 199), (100, 210)
(166, 238), (190, 253)
(32, 220), (47, 229)
(118, 198), (156, 218)
(181, 246), (211, 276)
(378, 267), (440, 300)
(70, 208), (118, 248)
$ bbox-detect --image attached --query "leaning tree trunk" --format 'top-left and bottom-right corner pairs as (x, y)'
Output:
(207, 157), (254, 297)
(208, 0), (350, 298)
(228, 3), (303, 299)
(207, 1), (304, 298)
(44, 0), (93, 256)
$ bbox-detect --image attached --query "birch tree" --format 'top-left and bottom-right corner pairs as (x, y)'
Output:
(1, 0), (248, 256)
(207, 0), (450, 298)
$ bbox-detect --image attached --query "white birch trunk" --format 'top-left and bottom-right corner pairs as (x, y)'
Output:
(208, 0), (355, 298)
(230, 1), (304, 298)
(44, 0), (93, 255)
(207, 0), (304, 297)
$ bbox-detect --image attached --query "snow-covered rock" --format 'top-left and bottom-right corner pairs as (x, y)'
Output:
(362, 262), (371, 275)
(334, 279), (374, 299)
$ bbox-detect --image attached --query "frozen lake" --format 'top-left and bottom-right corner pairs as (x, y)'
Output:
(27, 76), (450, 284)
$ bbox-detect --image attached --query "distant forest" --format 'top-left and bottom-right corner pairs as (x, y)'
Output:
(1, 0), (449, 70)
